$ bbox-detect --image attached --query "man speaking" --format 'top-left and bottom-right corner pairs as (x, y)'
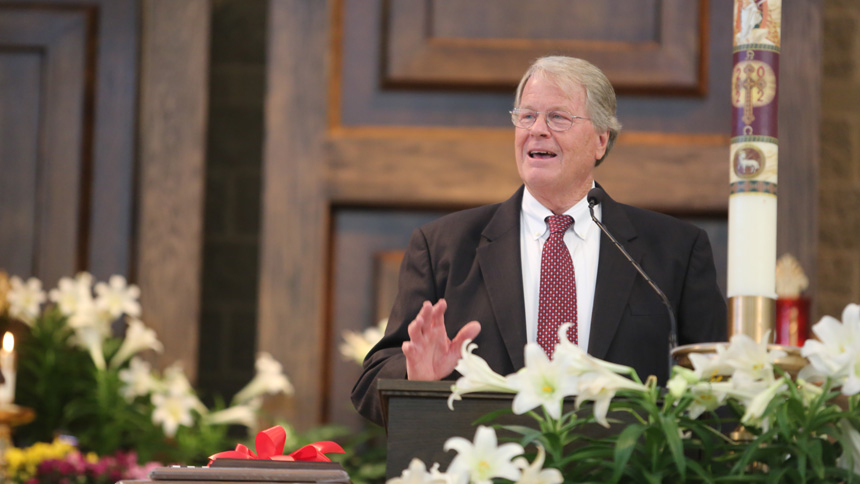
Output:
(352, 56), (727, 426)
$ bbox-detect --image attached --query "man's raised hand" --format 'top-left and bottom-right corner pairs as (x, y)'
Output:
(402, 299), (482, 380)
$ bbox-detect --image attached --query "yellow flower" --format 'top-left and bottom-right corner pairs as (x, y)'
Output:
(4, 438), (76, 482)
(6, 447), (26, 474)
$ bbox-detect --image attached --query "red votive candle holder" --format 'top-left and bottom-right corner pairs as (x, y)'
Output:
(775, 297), (810, 347)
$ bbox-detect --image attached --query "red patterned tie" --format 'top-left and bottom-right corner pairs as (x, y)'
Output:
(536, 214), (577, 358)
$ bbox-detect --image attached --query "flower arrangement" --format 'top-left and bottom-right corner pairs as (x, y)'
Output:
(6, 437), (161, 484)
(0, 271), (294, 476)
(389, 304), (860, 484)
(0, 270), (390, 484)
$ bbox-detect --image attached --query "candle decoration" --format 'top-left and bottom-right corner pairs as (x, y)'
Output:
(775, 253), (811, 346)
(0, 332), (15, 406)
(727, 0), (782, 340)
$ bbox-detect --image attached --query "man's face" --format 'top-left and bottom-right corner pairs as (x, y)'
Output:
(514, 76), (609, 205)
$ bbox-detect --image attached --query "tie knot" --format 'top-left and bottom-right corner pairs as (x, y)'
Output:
(546, 214), (573, 235)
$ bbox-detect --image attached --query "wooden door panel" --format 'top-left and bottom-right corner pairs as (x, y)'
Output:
(384, 0), (706, 93)
(0, 53), (41, 276)
(0, 7), (91, 283)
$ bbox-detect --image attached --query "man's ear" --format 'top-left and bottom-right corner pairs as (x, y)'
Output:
(594, 129), (610, 160)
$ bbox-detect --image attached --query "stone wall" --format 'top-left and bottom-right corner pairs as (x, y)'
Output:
(817, 0), (860, 319)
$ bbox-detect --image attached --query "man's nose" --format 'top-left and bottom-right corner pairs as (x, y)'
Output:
(529, 114), (551, 137)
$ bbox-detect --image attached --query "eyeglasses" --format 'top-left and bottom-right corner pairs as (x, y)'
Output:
(509, 108), (590, 132)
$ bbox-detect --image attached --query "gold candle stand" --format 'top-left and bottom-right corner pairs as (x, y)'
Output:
(0, 404), (35, 483)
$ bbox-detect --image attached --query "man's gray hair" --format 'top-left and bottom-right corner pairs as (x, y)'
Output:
(514, 56), (622, 165)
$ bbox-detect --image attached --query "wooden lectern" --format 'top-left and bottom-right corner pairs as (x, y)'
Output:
(379, 379), (624, 480)
(117, 460), (350, 484)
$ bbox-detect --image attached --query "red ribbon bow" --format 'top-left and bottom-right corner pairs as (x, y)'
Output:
(208, 425), (344, 466)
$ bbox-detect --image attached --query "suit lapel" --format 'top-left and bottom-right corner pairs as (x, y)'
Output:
(587, 191), (642, 360)
(477, 187), (527, 370)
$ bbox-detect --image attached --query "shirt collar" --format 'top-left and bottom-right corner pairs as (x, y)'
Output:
(522, 184), (597, 241)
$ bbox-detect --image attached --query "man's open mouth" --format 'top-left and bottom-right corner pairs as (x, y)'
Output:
(528, 150), (557, 159)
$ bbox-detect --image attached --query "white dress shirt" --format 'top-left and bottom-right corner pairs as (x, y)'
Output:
(520, 185), (602, 351)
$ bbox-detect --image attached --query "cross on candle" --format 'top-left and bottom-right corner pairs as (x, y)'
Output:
(740, 62), (767, 126)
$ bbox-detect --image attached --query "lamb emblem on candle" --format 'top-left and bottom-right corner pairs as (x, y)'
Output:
(734, 146), (765, 177)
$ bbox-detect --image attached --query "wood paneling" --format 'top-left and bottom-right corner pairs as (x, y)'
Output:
(0, 52), (41, 277)
(776, 0), (821, 297)
(136, 0), (210, 379)
(327, 128), (728, 211)
(0, 6), (92, 284)
(0, 0), (208, 380)
(0, 1), (139, 284)
(85, 1), (138, 280)
(383, 0), (707, 94)
(259, 0), (331, 428)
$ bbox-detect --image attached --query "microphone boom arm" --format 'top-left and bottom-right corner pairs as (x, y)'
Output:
(587, 198), (679, 377)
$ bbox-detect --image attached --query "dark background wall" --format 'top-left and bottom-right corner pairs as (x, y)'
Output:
(198, 0), (267, 401)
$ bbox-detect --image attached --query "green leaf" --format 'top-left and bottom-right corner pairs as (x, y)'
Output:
(611, 424), (645, 482)
(764, 466), (788, 484)
(502, 425), (546, 448)
(472, 407), (513, 425)
(659, 413), (686, 480)
(685, 458), (715, 484)
(807, 437), (825, 479)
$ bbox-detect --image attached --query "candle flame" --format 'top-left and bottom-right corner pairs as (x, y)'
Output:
(2, 332), (13, 352)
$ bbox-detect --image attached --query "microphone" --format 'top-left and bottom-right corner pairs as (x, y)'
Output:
(587, 187), (679, 375)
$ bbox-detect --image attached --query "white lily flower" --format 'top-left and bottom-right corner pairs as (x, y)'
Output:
(429, 462), (466, 484)
(110, 317), (164, 368)
(722, 331), (785, 384)
(71, 322), (110, 370)
(506, 343), (578, 420)
(66, 301), (113, 369)
(554, 324), (634, 376)
(151, 385), (199, 437)
(802, 304), (860, 395)
(67, 297), (110, 329)
(444, 426), (523, 484)
(838, 419), (860, 475)
(94, 275), (141, 318)
(162, 363), (193, 392)
(740, 379), (787, 430)
(161, 363), (208, 414)
(667, 366), (701, 399)
(203, 403), (259, 429)
(387, 459), (463, 484)
(575, 368), (648, 428)
(49, 272), (94, 317)
(340, 318), (387, 365)
(118, 357), (158, 401)
(796, 378), (825, 407)
(684, 381), (732, 419)
(7, 276), (46, 325)
(512, 445), (563, 484)
(688, 348), (734, 381)
(666, 373), (689, 400)
(233, 352), (295, 404)
(448, 340), (515, 410)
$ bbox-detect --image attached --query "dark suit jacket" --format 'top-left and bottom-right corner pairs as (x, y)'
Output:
(351, 186), (727, 425)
